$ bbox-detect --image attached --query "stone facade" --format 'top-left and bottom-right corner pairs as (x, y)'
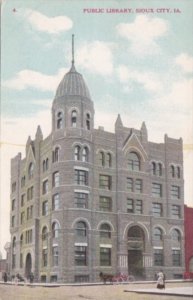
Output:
(10, 56), (185, 283)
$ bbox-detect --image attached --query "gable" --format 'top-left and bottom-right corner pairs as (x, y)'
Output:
(122, 133), (148, 161)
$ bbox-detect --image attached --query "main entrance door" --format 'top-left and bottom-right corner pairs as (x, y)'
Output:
(25, 253), (32, 278)
(127, 226), (144, 278)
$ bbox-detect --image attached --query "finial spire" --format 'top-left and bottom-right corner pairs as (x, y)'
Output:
(72, 34), (75, 65)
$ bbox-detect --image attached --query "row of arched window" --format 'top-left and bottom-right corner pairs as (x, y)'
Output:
(22, 153), (182, 187)
(56, 111), (91, 130)
(153, 227), (181, 241)
(41, 221), (113, 239)
(12, 225), (182, 249)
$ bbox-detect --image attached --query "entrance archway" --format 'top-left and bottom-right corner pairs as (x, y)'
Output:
(127, 226), (145, 278)
(25, 253), (32, 278)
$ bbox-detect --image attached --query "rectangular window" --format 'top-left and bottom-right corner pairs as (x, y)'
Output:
(136, 179), (143, 193)
(127, 198), (134, 213)
(27, 186), (34, 201)
(171, 185), (180, 199)
(127, 178), (133, 192)
(171, 205), (181, 219)
(75, 193), (88, 209)
(42, 180), (48, 194)
(12, 199), (15, 211)
(136, 200), (143, 214)
(75, 170), (88, 186)
(11, 182), (16, 193)
(99, 196), (112, 212)
(53, 172), (59, 187)
(27, 205), (33, 220)
(99, 175), (111, 190)
(42, 249), (48, 267)
(152, 183), (162, 198)
(100, 247), (111, 266)
(75, 246), (87, 266)
(20, 212), (25, 224)
(26, 229), (33, 244)
(11, 216), (15, 227)
(75, 275), (89, 283)
(21, 194), (25, 207)
(42, 200), (48, 216)
(154, 249), (164, 266)
(152, 203), (162, 217)
(172, 250), (181, 266)
(52, 194), (60, 210)
(52, 246), (59, 266)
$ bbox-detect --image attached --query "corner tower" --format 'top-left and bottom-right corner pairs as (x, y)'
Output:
(52, 35), (94, 137)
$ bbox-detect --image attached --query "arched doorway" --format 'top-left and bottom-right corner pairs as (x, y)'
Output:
(127, 226), (145, 278)
(25, 253), (32, 278)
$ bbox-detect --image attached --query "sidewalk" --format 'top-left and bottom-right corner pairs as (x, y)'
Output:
(124, 286), (193, 297)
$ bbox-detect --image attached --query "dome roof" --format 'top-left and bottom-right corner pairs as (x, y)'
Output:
(55, 64), (91, 100)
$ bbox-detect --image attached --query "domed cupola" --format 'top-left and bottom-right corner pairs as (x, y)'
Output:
(52, 35), (94, 134)
(55, 64), (91, 100)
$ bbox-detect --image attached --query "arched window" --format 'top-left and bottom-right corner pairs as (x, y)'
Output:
(153, 227), (163, 241)
(86, 113), (90, 130)
(20, 234), (23, 247)
(71, 110), (77, 128)
(42, 226), (48, 241)
(99, 152), (105, 167)
(177, 166), (181, 178)
(106, 153), (112, 168)
(57, 112), (63, 129)
(100, 223), (111, 238)
(171, 165), (175, 178)
(158, 163), (162, 176)
(82, 147), (89, 162)
(53, 147), (59, 162)
(171, 229), (181, 241)
(28, 162), (34, 179)
(128, 152), (140, 171)
(152, 162), (156, 175)
(52, 222), (59, 238)
(74, 145), (81, 161)
(76, 221), (87, 237)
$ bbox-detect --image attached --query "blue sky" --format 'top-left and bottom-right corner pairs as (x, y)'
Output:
(0, 0), (193, 257)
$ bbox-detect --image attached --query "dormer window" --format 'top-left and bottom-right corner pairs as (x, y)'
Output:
(71, 110), (77, 128)
(57, 112), (63, 129)
(128, 152), (140, 171)
(86, 113), (90, 130)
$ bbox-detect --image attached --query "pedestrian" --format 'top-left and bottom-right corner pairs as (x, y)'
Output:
(3, 272), (8, 283)
(156, 270), (165, 289)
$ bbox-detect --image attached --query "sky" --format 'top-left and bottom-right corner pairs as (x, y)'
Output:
(0, 0), (193, 257)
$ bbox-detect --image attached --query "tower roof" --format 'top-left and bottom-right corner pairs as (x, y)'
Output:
(55, 35), (91, 100)
(55, 65), (91, 99)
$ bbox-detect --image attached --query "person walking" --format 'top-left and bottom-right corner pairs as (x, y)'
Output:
(3, 272), (7, 283)
(156, 270), (165, 289)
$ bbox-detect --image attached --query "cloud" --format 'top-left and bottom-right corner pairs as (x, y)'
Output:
(77, 41), (114, 76)
(2, 68), (67, 92)
(116, 15), (169, 56)
(23, 9), (73, 34)
(175, 53), (193, 73)
(117, 65), (162, 93)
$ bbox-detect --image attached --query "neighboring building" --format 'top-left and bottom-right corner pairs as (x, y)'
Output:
(9, 38), (185, 283)
(184, 205), (193, 278)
